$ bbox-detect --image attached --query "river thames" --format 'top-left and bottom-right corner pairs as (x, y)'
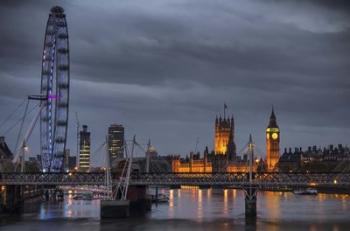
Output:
(1, 188), (350, 231)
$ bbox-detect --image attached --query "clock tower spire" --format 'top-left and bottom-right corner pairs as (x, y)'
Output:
(266, 106), (280, 171)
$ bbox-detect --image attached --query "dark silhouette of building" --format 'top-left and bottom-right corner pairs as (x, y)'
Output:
(278, 148), (302, 172)
(79, 125), (90, 171)
(108, 124), (124, 160)
(226, 122), (237, 161)
(278, 144), (350, 172)
(68, 156), (77, 171)
(0, 136), (13, 159)
(64, 149), (77, 171)
(278, 144), (350, 173)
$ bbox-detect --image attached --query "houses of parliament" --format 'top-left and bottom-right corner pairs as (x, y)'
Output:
(172, 108), (280, 173)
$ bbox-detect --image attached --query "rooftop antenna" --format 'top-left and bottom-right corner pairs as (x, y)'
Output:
(194, 137), (199, 154)
(224, 103), (227, 118)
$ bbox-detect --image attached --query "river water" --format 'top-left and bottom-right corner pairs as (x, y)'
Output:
(1, 188), (350, 231)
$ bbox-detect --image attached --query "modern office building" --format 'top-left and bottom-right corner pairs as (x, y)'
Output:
(79, 125), (91, 171)
(107, 124), (124, 160)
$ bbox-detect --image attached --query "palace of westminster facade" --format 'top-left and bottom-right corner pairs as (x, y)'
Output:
(172, 108), (280, 173)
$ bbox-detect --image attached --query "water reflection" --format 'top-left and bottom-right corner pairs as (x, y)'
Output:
(223, 189), (228, 216)
(168, 189), (174, 218)
(2, 189), (350, 231)
(33, 189), (350, 223)
(197, 189), (203, 220)
(264, 192), (281, 220)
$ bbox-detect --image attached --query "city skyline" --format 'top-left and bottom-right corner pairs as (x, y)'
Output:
(0, 1), (350, 166)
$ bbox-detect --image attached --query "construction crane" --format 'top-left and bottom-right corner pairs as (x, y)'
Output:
(194, 137), (200, 154)
(75, 112), (80, 168)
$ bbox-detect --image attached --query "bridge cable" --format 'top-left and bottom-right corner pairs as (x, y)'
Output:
(13, 100), (29, 152)
(1, 102), (38, 144)
(1, 102), (38, 136)
(0, 98), (26, 132)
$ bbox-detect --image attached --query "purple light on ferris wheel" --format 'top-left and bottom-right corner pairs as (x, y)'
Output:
(48, 94), (59, 100)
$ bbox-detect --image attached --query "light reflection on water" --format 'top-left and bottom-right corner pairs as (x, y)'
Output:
(38, 197), (100, 220)
(1, 189), (350, 231)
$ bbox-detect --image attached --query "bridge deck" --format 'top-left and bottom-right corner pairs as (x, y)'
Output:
(1, 172), (350, 189)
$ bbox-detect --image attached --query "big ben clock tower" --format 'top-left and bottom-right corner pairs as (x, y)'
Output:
(266, 107), (280, 171)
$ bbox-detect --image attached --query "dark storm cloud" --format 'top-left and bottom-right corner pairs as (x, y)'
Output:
(0, 0), (349, 165)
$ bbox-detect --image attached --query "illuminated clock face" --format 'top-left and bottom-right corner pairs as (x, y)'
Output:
(266, 133), (270, 139)
(272, 133), (278, 140)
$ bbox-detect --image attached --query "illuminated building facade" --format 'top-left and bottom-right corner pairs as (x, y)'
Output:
(215, 116), (236, 157)
(108, 124), (124, 160)
(79, 125), (90, 171)
(172, 114), (258, 173)
(266, 108), (280, 171)
(172, 149), (212, 173)
(172, 151), (257, 173)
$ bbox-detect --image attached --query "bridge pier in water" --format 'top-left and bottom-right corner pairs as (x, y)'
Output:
(101, 185), (151, 219)
(0, 185), (22, 212)
(244, 186), (257, 218)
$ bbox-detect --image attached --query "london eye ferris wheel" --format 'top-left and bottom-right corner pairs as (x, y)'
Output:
(40, 6), (70, 172)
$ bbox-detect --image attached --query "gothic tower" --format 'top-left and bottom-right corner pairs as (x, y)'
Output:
(214, 115), (236, 156)
(266, 107), (280, 171)
(226, 117), (236, 161)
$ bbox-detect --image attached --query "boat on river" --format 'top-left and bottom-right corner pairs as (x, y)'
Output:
(73, 193), (93, 200)
(149, 193), (169, 203)
(293, 188), (318, 195)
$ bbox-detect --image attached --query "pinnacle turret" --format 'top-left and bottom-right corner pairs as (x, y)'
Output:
(267, 106), (279, 128)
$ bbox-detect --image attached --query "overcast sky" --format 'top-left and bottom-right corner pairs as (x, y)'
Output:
(0, 0), (349, 166)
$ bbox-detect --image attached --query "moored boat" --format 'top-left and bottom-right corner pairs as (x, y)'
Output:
(73, 192), (93, 200)
(149, 193), (169, 203)
(293, 188), (318, 195)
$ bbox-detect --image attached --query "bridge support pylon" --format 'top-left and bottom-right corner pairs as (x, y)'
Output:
(1, 185), (22, 212)
(244, 186), (257, 218)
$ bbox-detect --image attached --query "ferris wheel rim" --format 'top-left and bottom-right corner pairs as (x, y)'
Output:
(39, 7), (70, 172)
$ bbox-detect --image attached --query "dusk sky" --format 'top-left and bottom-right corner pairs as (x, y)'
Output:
(0, 0), (349, 166)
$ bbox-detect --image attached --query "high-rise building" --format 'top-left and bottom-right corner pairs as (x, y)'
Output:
(108, 124), (124, 160)
(63, 149), (77, 171)
(79, 125), (91, 171)
(214, 116), (236, 157)
(64, 149), (70, 171)
(68, 156), (77, 171)
(266, 108), (280, 171)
